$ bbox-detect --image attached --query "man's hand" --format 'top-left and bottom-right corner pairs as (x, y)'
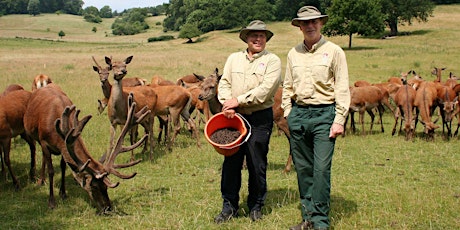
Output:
(329, 123), (344, 138)
(222, 98), (239, 111)
(223, 109), (236, 119)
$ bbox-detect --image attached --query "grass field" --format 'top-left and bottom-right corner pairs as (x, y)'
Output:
(0, 5), (460, 230)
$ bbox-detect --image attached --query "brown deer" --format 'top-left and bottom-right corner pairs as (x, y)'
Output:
(92, 56), (147, 115)
(0, 86), (36, 190)
(101, 56), (157, 160)
(147, 82), (201, 150)
(32, 74), (52, 91)
(432, 67), (446, 83)
(392, 78), (417, 140)
(345, 86), (387, 135)
(413, 81), (440, 140)
(435, 85), (458, 138)
(24, 84), (148, 211)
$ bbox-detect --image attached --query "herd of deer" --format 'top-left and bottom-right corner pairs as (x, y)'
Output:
(2, 54), (459, 214)
(346, 67), (460, 141)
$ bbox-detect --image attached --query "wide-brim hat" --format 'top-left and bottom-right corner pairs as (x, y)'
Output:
(291, 6), (328, 27)
(239, 20), (274, 43)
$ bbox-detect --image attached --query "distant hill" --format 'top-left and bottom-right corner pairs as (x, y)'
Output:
(0, 13), (175, 43)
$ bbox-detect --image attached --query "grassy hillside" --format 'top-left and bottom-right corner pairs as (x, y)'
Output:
(0, 5), (459, 230)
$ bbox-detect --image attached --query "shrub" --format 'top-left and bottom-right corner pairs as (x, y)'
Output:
(147, 35), (175, 42)
(84, 14), (102, 23)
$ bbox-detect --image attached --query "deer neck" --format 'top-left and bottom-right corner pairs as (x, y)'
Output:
(108, 79), (128, 123)
(101, 80), (112, 99)
(208, 94), (222, 115)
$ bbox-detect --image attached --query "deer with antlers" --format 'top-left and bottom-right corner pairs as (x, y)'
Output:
(93, 56), (157, 161)
(24, 84), (148, 211)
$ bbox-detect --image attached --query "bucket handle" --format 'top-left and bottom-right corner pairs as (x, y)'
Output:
(218, 113), (252, 150)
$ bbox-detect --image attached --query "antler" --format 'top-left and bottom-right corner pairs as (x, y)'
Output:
(92, 56), (102, 69)
(55, 105), (93, 173)
(103, 93), (150, 183)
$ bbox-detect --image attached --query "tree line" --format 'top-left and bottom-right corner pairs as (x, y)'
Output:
(1, 0), (459, 47)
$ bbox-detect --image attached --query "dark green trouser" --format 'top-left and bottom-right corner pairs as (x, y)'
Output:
(287, 103), (336, 229)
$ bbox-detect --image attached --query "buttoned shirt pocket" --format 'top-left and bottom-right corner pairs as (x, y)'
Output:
(292, 66), (314, 100)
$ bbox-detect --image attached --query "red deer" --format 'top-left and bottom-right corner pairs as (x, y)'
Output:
(32, 74), (52, 91)
(24, 85), (148, 211)
(0, 86), (36, 190)
(147, 82), (201, 150)
(345, 86), (387, 135)
(272, 87), (292, 173)
(92, 56), (146, 115)
(151, 75), (175, 86)
(435, 85), (458, 138)
(354, 80), (371, 87)
(452, 83), (460, 136)
(431, 67), (446, 83)
(391, 79), (417, 140)
(413, 81), (440, 140)
(102, 56), (158, 160)
(445, 72), (458, 89)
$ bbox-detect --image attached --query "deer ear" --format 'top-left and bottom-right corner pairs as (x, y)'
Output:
(125, 56), (133, 64)
(93, 66), (99, 72)
(105, 56), (112, 66)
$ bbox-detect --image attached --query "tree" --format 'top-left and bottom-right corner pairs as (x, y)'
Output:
(100, 5), (113, 18)
(323, 0), (385, 48)
(58, 30), (65, 39)
(178, 23), (202, 43)
(381, 0), (435, 36)
(27, 0), (40, 16)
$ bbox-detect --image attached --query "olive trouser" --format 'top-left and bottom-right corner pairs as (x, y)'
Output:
(287, 103), (336, 228)
(220, 108), (273, 214)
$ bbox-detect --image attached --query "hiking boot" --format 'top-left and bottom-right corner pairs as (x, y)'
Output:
(214, 211), (236, 224)
(289, 221), (313, 230)
(249, 209), (262, 221)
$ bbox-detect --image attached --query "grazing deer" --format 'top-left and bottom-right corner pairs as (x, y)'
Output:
(413, 81), (440, 140)
(392, 78), (417, 140)
(101, 56), (157, 160)
(32, 74), (52, 91)
(0, 86), (36, 190)
(24, 84), (148, 211)
(435, 85), (458, 139)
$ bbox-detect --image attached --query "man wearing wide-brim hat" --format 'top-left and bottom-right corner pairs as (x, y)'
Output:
(213, 20), (281, 224)
(282, 6), (350, 230)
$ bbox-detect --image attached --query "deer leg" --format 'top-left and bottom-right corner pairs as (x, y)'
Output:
(59, 156), (67, 200)
(367, 109), (375, 134)
(41, 145), (56, 209)
(392, 107), (401, 136)
(2, 139), (20, 190)
(359, 111), (365, 135)
(378, 104), (385, 133)
(21, 133), (36, 182)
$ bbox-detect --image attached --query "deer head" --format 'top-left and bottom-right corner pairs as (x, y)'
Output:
(105, 56), (133, 81)
(55, 93), (149, 213)
(92, 56), (110, 84)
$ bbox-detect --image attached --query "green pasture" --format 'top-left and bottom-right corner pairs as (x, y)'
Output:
(0, 5), (459, 229)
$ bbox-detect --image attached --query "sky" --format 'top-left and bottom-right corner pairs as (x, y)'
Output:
(83, 0), (169, 12)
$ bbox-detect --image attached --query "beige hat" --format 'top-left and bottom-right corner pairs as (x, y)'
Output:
(291, 6), (328, 27)
(239, 20), (274, 43)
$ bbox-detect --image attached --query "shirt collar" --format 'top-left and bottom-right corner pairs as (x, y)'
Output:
(244, 49), (267, 61)
(303, 36), (326, 53)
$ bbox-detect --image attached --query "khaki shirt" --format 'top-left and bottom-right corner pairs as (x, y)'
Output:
(282, 37), (350, 125)
(218, 49), (282, 115)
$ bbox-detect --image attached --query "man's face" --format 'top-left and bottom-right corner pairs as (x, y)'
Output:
(246, 31), (267, 54)
(299, 19), (323, 41)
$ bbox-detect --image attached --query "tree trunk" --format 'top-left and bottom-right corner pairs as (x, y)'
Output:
(348, 33), (352, 49)
(388, 19), (398, 36)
